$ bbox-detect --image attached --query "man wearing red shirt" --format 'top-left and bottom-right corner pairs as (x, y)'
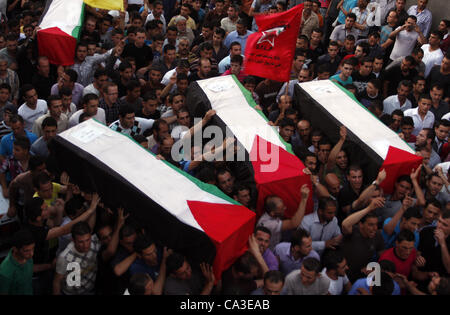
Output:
(379, 229), (417, 277)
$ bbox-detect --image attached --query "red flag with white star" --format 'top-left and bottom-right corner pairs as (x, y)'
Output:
(244, 6), (302, 82)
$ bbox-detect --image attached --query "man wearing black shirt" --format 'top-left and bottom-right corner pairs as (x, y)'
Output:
(122, 28), (153, 71)
(352, 57), (376, 94)
(31, 56), (56, 101)
(427, 54), (450, 101)
(383, 55), (417, 98)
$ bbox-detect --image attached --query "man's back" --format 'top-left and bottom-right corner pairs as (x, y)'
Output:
(285, 269), (330, 295)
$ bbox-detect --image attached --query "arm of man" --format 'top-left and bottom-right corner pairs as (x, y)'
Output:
(281, 185), (310, 231)
(383, 195), (412, 236)
(352, 169), (386, 210)
(113, 252), (137, 276)
(342, 197), (384, 235)
(102, 208), (128, 262)
(326, 126), (346, 171)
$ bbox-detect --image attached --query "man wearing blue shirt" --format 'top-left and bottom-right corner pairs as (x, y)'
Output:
(0, 114), (37, 160)
(224, 19), (253, 54)
(330, 59), (354, 86)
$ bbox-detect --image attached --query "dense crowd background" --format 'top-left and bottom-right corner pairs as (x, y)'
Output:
(0, 0), (449, 296)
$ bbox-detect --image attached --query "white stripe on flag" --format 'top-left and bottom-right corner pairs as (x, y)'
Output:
(299, 80), (415, 160)
(39, 0), (84, 36)
(59, 120), (233, 232)
(197, 76), (286, 153)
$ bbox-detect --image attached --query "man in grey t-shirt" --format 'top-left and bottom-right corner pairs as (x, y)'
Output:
(284, 257), (330, 295)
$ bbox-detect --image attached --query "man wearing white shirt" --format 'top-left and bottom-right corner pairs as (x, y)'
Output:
(109, 104), (154, 137)
(68, 94), (106, 128)
(388, 15), (426, 61)
(403, 94), (434, 136)
(18, 85), (47, 132)
(321, 251), (352, 295)
(383, 80), (412, 114)
(421, 31), (444, 78)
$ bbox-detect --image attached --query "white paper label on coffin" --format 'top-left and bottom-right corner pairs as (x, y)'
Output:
(58, 119), (234, 232)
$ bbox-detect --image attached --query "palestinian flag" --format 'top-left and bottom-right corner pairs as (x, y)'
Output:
(37, 0), (85, 66)
(186, 75), (313, 218)
(294, 80), (422, 194)
(51, 119), (256, 281)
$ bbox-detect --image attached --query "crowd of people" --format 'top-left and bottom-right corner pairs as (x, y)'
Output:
(0, 0), (449, 296)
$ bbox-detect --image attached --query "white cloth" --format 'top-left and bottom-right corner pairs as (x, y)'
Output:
(18, 100), (48, 132)
(83, 84), (100, 97)
(404, 107), (435, 136)
(421, 44), (444, 78)
(383, 95), (412, 114)
(68, 108), (106, 128)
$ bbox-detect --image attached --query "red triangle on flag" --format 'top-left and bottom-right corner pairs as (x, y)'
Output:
(187, 201), (256, 283)
(379, 146), (423, 195)
(250, 135), (314, 218)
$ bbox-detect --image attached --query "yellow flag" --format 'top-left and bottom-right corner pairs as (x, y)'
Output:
(83, 0), (124, 11)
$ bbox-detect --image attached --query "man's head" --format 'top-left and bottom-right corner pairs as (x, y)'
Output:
(230, 41), (242, 58)
(359, 57), (373, 76)
(119, 224), (137, 253)
(290, 229), (312, 260)
(355, 43), (370, 60)
(393, 175), (412, 200)
(5, 33), (17, 54)
(11, 229), (35, 262)
(47, 95), (63, 119)
(328, 41), (339, 59)
(344, 35), (356, 53)
(254, 226), (271, 254)
(310, 28), (323, 45)
(400, 207), (422, 233)
(119, 61), (133, 81)
(317, 138), (331, 164)
(227, 4), (239, 19)
(71, 221), (92, 253)
(318, 197), (338, 223)
(423, 198), (442, 225)
(278, 118), (295, 142)
(93, 68), (108, 91)
(75, 42), (88, 62)
(134, 235), (159, 267)
(300, 257), (321, 286)
(62, 69), (78, 90)
(359, 212), (378, 238)
(298, 68), (310, 82)
(118, 104), (136, 129)
(232, 183), (251, 207)
(128, 273), (154, 295)
(199, 57), (212, 77)
(32, 171), (53, 200)
(435, 119), (450, 142)
(177, 37), (190, 56)
(405, 15), (417, 31)
(166, 252), (192, 280)
(341, 60), (354, 80)
(213, 28), (226, 46)
(345, 13), (357, 29)
(152, 119), (169, 142)
(103, 82), (119, 105)
(304, 153), (317, 173)
(416, 128), (435, 148)
(416, 145), (431, 166)
(42, 116), (57, 141)
(412, 75), (426, 95)
(346, 165), (363, 191)
(426, 172), (445, 196)
(9, 114), (25, 137)
(322, 250), (348, 277)
(397, 80), (412, 101)
(82, 93), (99, 117)
(430, 84), (444, 104)
(125, 80), (141, 101)
(21, 84), (38, 108)
(236, 19), (248, 36)
(325, 173), (341, 197)
(437, 209), (450, 237)
(263, 271), (285, 295)
(216, 168), (235, 195)
(265, 195), (286, 218)
(417, 94), (432, 116)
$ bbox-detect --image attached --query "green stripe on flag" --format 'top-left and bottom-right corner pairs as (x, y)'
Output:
(71, 2), (85, 39)
(231, 75), (295, 155)
(331, 81), (415, 151)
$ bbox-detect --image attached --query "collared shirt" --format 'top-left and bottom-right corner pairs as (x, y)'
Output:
(383, 95), (412, 114)
(300, 211), (342, 255)
(330, 24), (359, 44)
(220, 17), (237, 34)
(403, 107), (435, 136)
(257, 212), (282, 250)
(274, 242), (320, 276)
(407, 5), (432, 37)
(262, 248), (279, 271)
(351, 6), (369, 37)
(0, 250), (33, 295)
(224, 30), (254, 54)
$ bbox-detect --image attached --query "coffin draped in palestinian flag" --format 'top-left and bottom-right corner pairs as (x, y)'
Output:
(37, 0), (85, 66)
(186, 75), (313, 218)
(51, 119), (256, 281)
(294, 80), (422, 194)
